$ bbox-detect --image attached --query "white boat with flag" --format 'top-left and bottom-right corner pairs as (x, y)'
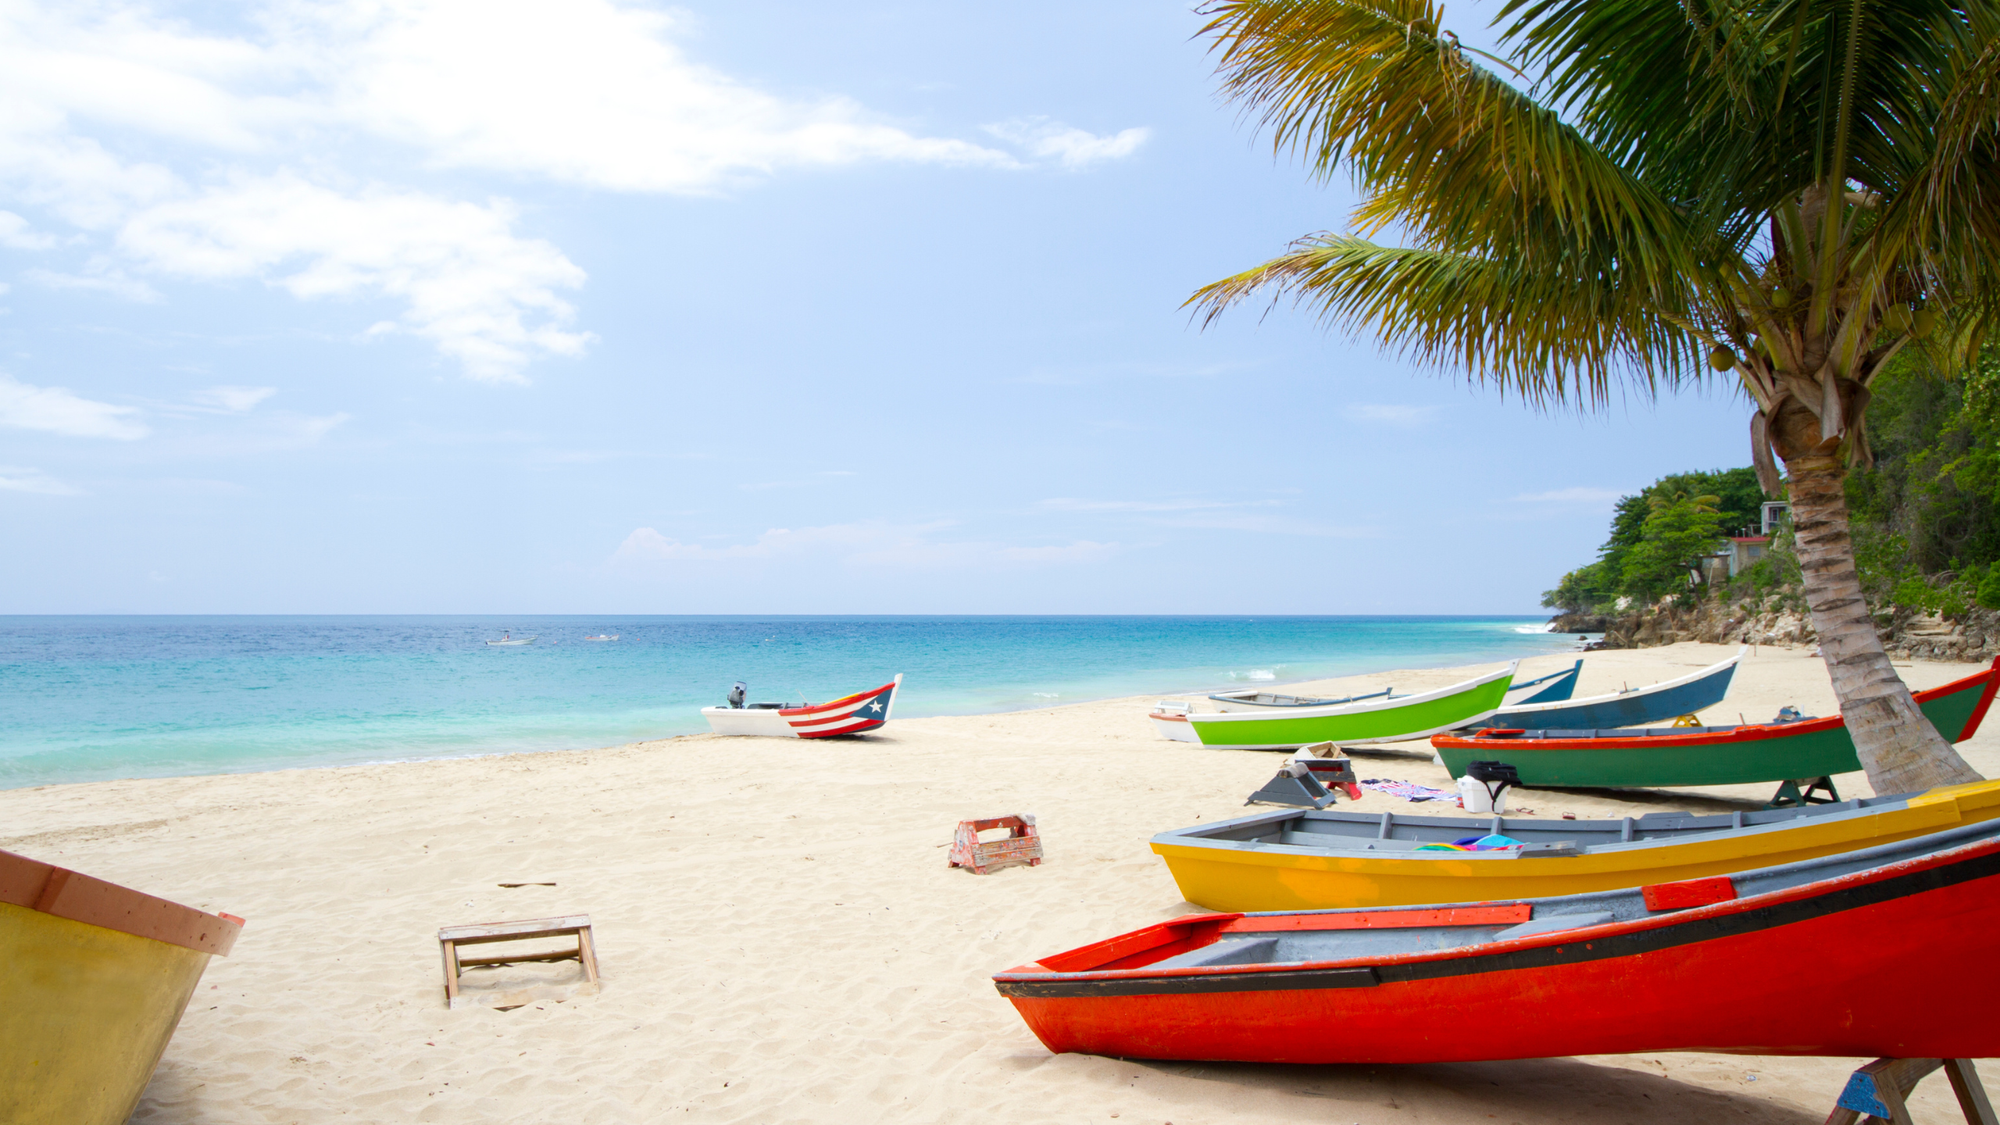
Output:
(702, 675), (902, 738)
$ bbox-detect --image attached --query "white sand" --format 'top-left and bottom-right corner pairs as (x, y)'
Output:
(5, 641), (1996, 1123)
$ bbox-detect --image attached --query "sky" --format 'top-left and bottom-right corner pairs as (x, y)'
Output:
(0, 0), (1756, 615)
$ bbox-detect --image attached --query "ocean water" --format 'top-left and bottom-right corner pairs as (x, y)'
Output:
(0, 615), (1583, 790)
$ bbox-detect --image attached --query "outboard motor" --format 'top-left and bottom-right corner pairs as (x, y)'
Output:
(727, 681), (746, 709)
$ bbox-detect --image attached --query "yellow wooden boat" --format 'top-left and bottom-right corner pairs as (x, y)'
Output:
(1150, 779), (2000, 912)
(2, 848), (243, 1125)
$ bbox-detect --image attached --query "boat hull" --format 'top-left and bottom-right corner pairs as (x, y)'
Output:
(1434, 657), (2000, 788)
(1181, 665), (1517, 749)
(701, 707), (799, 737)
(2, 851), (241, 1125)
(1479, 649), (1741, 731)
(998, 832), (2000, 1063)
(702, 677), (901, 738)
(1151, 779), (2000, 911)
(1148, 712), (1200, 742)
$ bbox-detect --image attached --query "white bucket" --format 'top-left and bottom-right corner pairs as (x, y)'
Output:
(1458, 775), (1506, 814)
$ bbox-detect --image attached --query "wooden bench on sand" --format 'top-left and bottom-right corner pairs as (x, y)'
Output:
(438, 914), (600, 1009)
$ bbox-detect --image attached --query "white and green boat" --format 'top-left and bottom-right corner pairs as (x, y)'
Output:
(1149, 662), (1518, 749)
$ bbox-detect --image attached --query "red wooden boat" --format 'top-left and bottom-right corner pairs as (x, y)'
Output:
(993, 821), (2000, 1064)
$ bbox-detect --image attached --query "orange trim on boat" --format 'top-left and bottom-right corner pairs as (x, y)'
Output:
(0, 849), (242, 957)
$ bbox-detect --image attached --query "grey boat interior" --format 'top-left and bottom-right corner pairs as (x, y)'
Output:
(1153, 790), (1917, 859)
(1131, 818), (2000, 971)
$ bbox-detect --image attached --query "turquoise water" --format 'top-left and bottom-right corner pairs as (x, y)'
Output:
(0, 616), (1581, 789)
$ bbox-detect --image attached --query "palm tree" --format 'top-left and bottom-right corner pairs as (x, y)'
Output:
(1189, 0), (2000, 794)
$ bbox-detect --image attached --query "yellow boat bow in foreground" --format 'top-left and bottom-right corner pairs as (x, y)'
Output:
(2, 849), (243, 1125)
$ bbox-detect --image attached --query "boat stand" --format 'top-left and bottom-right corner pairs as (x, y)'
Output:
(1825, 1057), (1997, 1125)
(1767, 775), (1840, 809)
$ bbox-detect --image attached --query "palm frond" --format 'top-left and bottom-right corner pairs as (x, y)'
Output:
(1186, 234), (1698, 406)
(1199, 0), (1697, 284)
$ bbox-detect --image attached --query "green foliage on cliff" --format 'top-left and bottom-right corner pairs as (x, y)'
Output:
(1846, 348), (2000, 618)
(1544, 350), (2000, 619)
(1541, 468), (1761, 613)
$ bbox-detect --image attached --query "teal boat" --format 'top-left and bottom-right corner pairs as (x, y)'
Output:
(1151, 663), (1517, 749)
(1432, 656), (2000, 790)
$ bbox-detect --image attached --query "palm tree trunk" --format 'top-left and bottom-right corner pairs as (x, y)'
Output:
(1787, 456), (1984, 793)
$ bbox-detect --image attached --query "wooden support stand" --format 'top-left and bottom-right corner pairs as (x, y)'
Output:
(1769, 775), (1841, 808)
(1825, 1057), (1997, 1125)
(949, 814), (1043, 874)
(438, 914), (600, 1009)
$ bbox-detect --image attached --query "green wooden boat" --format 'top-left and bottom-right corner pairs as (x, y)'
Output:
(1431, 657), (2000, 789)
(1150, 663), (1517, 749)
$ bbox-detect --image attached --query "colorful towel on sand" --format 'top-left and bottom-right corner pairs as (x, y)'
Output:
(1360, 779), (1457, 802)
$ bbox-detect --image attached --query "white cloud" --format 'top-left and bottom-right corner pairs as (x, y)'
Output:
(1150, 512), (1375, 538)
(193, 385), (277, 412)
(22, 264), (161, 301)
(1344, 403), (1442, 426)
(612, 522), (1117, 569)
(118, 174), (590, 381)
(0, 374), (146, 438)
(1510, 487), (1628, 504)
(296, 0), (1016, 191)
(0, 465), (79, 494)
(0, 0), (1044, 379)
(984, 117), (1149, 169)
(0, 210), (57, 249)
(292, 411), (350, 442)
(1040, 497), (1239, 513)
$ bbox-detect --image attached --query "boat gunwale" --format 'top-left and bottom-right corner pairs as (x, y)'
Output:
(1145, 791), (1949, 863)
(995, 827), (2000, 990)
(1, 849), (241, 956)
(1186, 663), (1517, 727)
(1436, 655), (2000, 752)
(778, 679), (899, 718)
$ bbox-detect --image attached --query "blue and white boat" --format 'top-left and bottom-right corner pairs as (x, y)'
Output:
(1469, 647), (1744, 731)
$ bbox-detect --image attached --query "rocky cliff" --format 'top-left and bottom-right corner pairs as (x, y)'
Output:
(1551, 600), (2000, 662)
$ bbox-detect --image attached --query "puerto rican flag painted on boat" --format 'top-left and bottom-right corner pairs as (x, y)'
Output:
(780, 675), (901, 738)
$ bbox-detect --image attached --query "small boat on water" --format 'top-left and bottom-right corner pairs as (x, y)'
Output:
(584, 634), (619, 642)
(1469, 647), (1744, 732)
(1432, 655), (2000, 789)
(1150, 663), (1517, 749)
(485, 631), (536, 646)
(1150, 777), (2000, 911)
(994, 818), (2000, 1064)
(702, 675), (902, 738)
(1210, 659), (1581, 713)
(3, 849), (244, 1124)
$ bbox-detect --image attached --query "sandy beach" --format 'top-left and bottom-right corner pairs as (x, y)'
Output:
(7, 640), (1998, 1124)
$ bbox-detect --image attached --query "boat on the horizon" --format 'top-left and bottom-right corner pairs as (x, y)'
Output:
(3, 848), (244, 1124)
(1432, 655), (2000, 791)
(993, 818), (2000, 1064)
(485, 632), (536, 646)
(702, 675), (902, 738)
(1149, 776), (2000, 911)
(1150, 663), (1517, 749)
(1209, 659), (1581, 713)
(1464, 647), (1744, 732)
(584, 634), (619, 642)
